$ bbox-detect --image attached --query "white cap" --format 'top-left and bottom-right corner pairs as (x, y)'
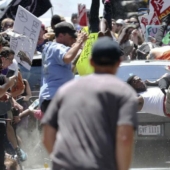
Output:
(116, 19), (125, 26)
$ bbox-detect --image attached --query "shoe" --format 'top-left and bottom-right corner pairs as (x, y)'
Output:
(15, 147), (27, 162)
(161, 14), (170, 25)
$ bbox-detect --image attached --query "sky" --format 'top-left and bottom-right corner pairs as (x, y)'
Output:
(39, 0), (104, 26)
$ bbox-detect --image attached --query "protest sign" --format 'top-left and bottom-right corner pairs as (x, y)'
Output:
(78, 4), (88, 26)
(10, 5), (41, 70)
(145, 25), (170, 44)
(149, 0), (170, 21)
(148, 12), (160, 25)
(76, 33), (98, 75)
(138, 14), (149, 34)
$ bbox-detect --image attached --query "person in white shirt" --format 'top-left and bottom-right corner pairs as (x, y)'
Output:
(127, 75), (170, 117)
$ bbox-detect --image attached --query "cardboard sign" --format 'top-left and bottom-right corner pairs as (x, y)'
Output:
(149, 0), (170, 21)
(145, 25), (170, 43)
(138, 14), (149, 34)
(76, 33), (98, 75)
(78, 4), (88, 26)
(10, 5), (41, 70)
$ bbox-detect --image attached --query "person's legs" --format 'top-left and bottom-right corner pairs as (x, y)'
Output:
(0, 121), (6, 170)
(6, 122), (27, 162)
(89, 0), (100, 33)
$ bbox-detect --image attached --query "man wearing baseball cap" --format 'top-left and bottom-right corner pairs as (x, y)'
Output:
(39, 22), (88, 114)
(42, 37), (138, 170)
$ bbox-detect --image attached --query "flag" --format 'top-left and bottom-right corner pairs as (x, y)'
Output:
(0, 0), (52, 21)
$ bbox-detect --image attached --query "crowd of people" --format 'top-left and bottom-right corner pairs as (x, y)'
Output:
(0, 0), (170, 170)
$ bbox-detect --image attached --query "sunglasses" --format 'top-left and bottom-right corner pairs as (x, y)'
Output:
(128, 21), (138, 24)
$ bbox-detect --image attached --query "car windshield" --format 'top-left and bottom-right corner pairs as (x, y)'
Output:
(116, 65), (169, 82)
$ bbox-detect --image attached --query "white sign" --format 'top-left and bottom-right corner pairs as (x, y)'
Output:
(138, 125), (162, 136)
(138, 14), (149, 34)
(149, 0), (170, 21)
(145, 25), (170, 43)
(10, 5), (41, 70)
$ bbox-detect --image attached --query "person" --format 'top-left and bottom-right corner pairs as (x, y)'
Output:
(37, 24), (48, 53)
(0, 75), (16, 170)
(42, 37), (138, 170)
(39, 22), (88, 114)
(127, 75), (170, 117)
(117, 25), (135, 60)
(71, 13), (81, 31)
(115, 19), (125, 33)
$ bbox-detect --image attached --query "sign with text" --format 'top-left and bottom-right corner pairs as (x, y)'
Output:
(76, 33), (98, 75)
(10, 5), (41, 70)
(149, 0), (170, 21)
(138, 14), (149, 34)
(145, 25), (170, 44)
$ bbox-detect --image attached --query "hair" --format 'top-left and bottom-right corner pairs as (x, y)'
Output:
(0, 47), (15, 58)
(1, 18), (14, 30)
(51, 15), (65, 30)
(127, 75), (136, 86)
(71, 13), (78, 19)
(5, 157), (18, 170)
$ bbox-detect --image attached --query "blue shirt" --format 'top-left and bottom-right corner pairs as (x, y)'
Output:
(39, 42), (74, 105)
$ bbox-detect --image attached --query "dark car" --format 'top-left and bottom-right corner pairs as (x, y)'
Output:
(19, 52), (42, 97)
(117, 60), (170, 168)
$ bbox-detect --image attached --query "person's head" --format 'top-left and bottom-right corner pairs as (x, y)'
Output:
(129, 16), (140, 28)
(51, 14), (65, 30)
(111, 19), (117, 33)
(0, 47), (15, 69)
(5, 157), (19, 170)
(118, 25), (136, 45)
(90, 37), (123, 74)
(37, 24), (47, 45)
(71, 13), (78, 24)
(127, 75), (147, 93)
(54, 21), (77, 47)
(124, 18), (130, 24)
(1, 18), (14, 31)
(116, 19), (125, 33)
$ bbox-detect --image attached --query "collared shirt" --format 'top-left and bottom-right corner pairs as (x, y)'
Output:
(39, 42), (74, 106)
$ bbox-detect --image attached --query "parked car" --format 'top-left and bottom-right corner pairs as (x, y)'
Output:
(19, 52), (42, 97)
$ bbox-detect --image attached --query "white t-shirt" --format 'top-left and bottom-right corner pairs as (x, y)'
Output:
(139, 87), (165, 117)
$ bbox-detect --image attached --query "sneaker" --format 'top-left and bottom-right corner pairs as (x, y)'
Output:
(15, 147), (27, 162)
(162, 14), (170, 25)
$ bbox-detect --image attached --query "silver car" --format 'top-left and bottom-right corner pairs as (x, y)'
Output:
(117, 60), (170, 168)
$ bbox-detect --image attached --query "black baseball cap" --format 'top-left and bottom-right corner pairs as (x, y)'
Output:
(91, 37), (123, 65)
(54, 21), (77, 38)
